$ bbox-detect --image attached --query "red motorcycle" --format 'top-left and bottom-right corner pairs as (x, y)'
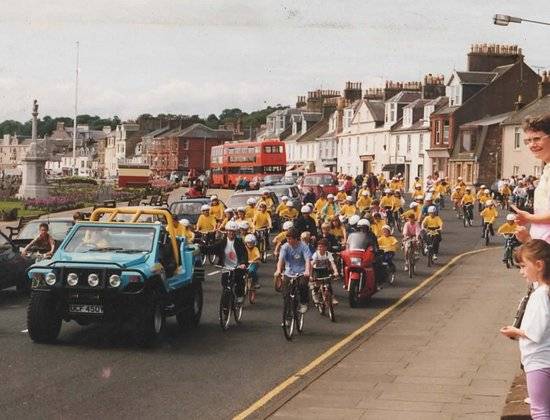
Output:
(340, 233), (377, 307)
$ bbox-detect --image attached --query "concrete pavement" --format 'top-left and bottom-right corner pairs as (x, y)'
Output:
(270, 247), (525, 420)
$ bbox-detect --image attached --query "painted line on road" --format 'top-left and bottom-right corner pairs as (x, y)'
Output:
(207, 270), (221, 276)
(233, 247), (491, 420)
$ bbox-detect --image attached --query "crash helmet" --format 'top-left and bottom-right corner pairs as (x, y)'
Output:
(361, 190), (369, 196)
(327, 194), (335, 200)
(425, 193), (433, 201)
(484, 189), (490, 194)
(225, 221), (239, 231)
(338, 215), (347, 223)
(410, 202), (419, 208)
(506, 214), (516, 221)
(427, 206), (436, 213)
(301, 205), (311, 213)
(210, 195), (218, 201)
(180, 218), (190, 227)
(486, 200), (494, 206)
(282, 220), (294, 230)
(338, 186), (344, 191)
(346, 195), (354, 202)
(246, 198), (256, 205)
(384, 188), (391, 194)
(237, 207), (246, 213)
(200, 204), (210, 212)
(357, 218), (370, 227)
(224, 207), (234, 214)
(281, 195), (289, 201)
(348, 214), (360, 226)
(382, 225), (392, 233)
(480, 185), (486, 189)
(286, 201), (294, 207)
(244, 234), (257, 244)
(238, 221), (250, 230)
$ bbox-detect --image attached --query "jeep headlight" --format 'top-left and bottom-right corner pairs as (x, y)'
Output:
(45, 272), (57, 286)
(67, 273), (78, 286)
(109, 274), (121, 288)
(88, 273), (99, 287)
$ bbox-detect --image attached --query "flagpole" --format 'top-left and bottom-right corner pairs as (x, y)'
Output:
(72, 41), (80, 175)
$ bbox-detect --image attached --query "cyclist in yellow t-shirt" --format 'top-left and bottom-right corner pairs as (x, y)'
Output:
(276, 196), (289, 216)
(460, 187), (476, 222)
(177, 218), (195, 244)
(273, 220), (293, 259)
(412, 185), (424, 200)
(379, 189), (394, 211)
(480, 200), (498, 237)
(252, 202), (272, 231)
(476, 185), (490, 212)
(244, 198), (257, 222)
(196, 205), (217, 233)
(244, 233), (261, 289)
(335, 187), (347, 203)
(340, 196), (358, 218)
(209, 195), (226, 222)
(278, 201), (299, 221)
(421, 206), (443, 260)
(218, 208), (235, 230)
(498, 214), (517, 235)
(378, 225), (398, 274)
(356, 190), (372, 215)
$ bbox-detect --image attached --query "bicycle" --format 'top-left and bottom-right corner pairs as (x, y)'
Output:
(243, 269), (256, 304)
(310, 272), (336, 322)
(392, 210), (402, 232)
(255, 228), (269, 263)
(462, 204), (473, 227)
(280, 274), (305, 340)
(403, 237), (418, 278)
(424, 229), (440, 267)
(195, 231), (217, 265)
(453, 203), (463, 219)
(217, 266), (245, 330)
(503, 234), (519, 269)
(482, 222), (493, 246)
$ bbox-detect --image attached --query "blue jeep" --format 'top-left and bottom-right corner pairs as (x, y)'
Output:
(26, 208), (203, 345)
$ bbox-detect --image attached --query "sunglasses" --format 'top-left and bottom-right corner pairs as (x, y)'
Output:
(523, 134), (550, 146)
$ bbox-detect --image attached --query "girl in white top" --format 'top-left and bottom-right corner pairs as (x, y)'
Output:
(501, 239), (550, 419)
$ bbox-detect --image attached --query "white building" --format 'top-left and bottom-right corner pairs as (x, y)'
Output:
(104, 122), (141, 178)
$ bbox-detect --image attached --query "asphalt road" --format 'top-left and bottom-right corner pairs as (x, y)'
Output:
(0, 197), (511, 419)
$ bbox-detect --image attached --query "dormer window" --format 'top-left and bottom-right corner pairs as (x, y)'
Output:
(404, 109), (412, 127)
(424, 105), (434, 121)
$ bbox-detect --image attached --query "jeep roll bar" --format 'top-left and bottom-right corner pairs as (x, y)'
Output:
(89, 207), (181, 266)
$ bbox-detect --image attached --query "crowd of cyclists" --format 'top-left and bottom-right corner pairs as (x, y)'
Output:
(169, 171), (538, 336)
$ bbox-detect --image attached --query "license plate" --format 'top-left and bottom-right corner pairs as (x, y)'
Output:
(69, 304), (104, 314)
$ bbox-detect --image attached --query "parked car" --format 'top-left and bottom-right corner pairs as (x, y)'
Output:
(169, 198), (219, 226)
(260, 174), (283, 187)
(299, 172), (338, 197)
(259, 184), (302, 207)
(0, 232), (31, 291)
(11, 218), (75, 250)
(226, 191), (279, 212)
(26, 207), (204, 345)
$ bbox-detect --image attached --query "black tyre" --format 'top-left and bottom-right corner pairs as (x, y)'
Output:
(200, 252), (207, 266)
(16, 277), (31, 293)
(136, 292), (166, 346)
(208, 252), (217, 265)
(484, 230), (490, 246)
(427, 249), (433, 267)
(327, 300), (335, 322)
(219, 289), (232, 331)
(282, 294), (295, 340)
(407, 253), (414, 278)
(27, 292), (61, 343)
(176, 282), (203, 329)
(233, 297), (243, 323)
(348, 280), (360, 308)
(296, 302), (304, 334)
(463, 215), (468, 227)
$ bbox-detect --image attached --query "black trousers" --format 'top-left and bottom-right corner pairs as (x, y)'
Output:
(221, 268), (246, 297)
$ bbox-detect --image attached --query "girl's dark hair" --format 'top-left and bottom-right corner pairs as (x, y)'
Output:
(514, 239), (550, 281)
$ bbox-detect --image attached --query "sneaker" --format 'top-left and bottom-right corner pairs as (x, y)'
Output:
(404, 265), (408, 271)
(311, 292), (320, 305)
(299, 304), (308, 314)
(332, 297), (339, 305)
(254, 283), (261, 290)
(433, 254), (438, 261)
(236, 296), (244, 304)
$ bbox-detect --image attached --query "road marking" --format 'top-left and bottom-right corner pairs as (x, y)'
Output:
(21, 329), (28, 333)
(207, 270), (221, 276)
(233, 247), (491, 420)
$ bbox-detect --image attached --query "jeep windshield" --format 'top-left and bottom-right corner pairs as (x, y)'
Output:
(170, 201), (204, 217)
(17, 220), (73, 241)
(64, 226), (156, 254)
(303, 175), (334, 186)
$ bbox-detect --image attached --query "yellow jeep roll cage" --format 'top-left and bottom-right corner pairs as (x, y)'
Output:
(89, 207), (181, 266)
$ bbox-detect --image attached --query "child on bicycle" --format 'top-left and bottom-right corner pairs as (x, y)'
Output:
(196, 205), (217, 242)
(402, 213), (421, 270)
(500, 240), (550, 419)
(421, 206), (443, 260)
(498, 214), (521, 264)
(244, 234), (261, 289)
(310, 238), (339, 305)
(273, 220), (293, 259)
(378, 225), (398, 273)
(461, 187), (476, 222)
(480, 200), (498, 238)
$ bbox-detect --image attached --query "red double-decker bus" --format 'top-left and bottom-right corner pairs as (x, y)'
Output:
(210, 139), (286, 188)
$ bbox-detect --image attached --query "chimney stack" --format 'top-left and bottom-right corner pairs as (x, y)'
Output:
(343, 81), (362, 102)
(467, 43), (523, 72)
(538, 70), (550, 99)
(56, 121), (65, 131)
(422, 73), (446, 99)
(364, 87), (384, 101)
(296, 95), (307, 108)
(382, 80), (421, 101)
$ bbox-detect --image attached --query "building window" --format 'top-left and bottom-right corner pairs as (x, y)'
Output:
(456, 163), (462, 179)
(443, 122), (449, 144)
(390, 104), (396, 122)
(356, 137), (360, 154)
(514, 127), (521, 150)
(406, 135), (411, 153)
(419, 133), (424, 153)
(466, 163), (473, 183)
(181, 139), (189, 150)
(435, 120), (441, 144)
(513, 165), (519, 176)
(396, 135), (400, 152)
(462, 131), (472, 151)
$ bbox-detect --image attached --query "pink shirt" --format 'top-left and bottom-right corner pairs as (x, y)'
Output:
(530, 165), (550, 244)
(403, 221), (421, 238)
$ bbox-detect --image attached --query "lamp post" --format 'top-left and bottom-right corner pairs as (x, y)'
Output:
(493, 14), (550, 27)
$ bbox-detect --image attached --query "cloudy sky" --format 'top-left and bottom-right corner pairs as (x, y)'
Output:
(1, 0), (549, 121)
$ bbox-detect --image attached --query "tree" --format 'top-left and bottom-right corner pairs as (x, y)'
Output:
(205, 114), (219, 128)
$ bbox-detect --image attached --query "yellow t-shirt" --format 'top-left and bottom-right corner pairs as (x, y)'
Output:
(356, 196), (372, 211)
(331, 226), (345, 239)
(401, 209), (416, 221)
(314, 198), (327, 214)
(340, 204), (357, 218)
(174, 223), (186, 237)
(358, 188), (369, 198)
(336, 191), (347, 202)
(389, 181), (400, 191)
(480, 207), (498, 223)
(451, 191), (463, 201)
(500, 186), (512, 196)
(371, 220), (385, 237)
(378, 235), (399, 253)
(392, 196), (403, 210)
(257, 197), (274, 212)
(246, 246), (260, 263)
(380, 196), (394, 209)
(275, 202), (287, 215)
(412, 190), (424, 199)
(196, 214), (217, 232)
(477, 192), (490, 204)
(422, 215), (443, 230)
(253, 210), (271, 230)
(435, 184), (446, 195)
(209, 203), (225, 221)
(461, 193), (475, 205)
(274, 231), (287, 244)
(244, 205), (256, 222)
(498, 222), (516, 235)
(279, 206), (299, 219)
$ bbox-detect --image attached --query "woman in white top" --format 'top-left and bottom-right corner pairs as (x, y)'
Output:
(501, 240), (550, 419)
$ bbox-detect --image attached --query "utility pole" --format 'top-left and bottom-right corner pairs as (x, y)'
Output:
(72, 41), (80, 176)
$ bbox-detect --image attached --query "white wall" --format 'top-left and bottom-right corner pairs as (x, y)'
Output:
(502, 125), (544, 178)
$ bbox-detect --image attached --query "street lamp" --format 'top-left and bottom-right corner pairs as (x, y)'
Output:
(493, 14), (550, 27)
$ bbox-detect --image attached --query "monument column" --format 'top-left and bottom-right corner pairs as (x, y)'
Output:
(17, 100), (49, 199)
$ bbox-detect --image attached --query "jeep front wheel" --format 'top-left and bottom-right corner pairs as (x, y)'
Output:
(27, 292), (61, 343)
(176, 282), (203, 329)
(135, 292), (166, 346)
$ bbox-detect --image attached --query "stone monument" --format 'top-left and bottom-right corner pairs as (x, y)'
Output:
(17, 100), (49, 199)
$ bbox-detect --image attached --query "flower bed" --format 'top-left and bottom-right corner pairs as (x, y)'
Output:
(24, 196), (79, 212)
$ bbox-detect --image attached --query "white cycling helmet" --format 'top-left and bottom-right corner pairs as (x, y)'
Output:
(361, 190), (369, 196)
(382, 225), (392, 232)
(180, 218), (190, 227)
(210, 195), (218, 201)
(286, 201), (294, 207)
(239, 221), (250, 230)
(338, 186), (344, 191)
(427, 205), (436, 213)
(346, 195), (354, 202)
(237, 206), (246, 213)
(484, 189), (490, 193)
(301, 205), (311, 213)
(338, 215), (347, 223)
(457, 176), (463, 181)
(349, 214), (360, 226)
(244, 234), (256, 244)
(486, 200), (494, 206)
(200, 204), (210, 211)
(281, 195), (289, 201)
(410, 202), (419, 208)
(454, 186), (461, 190)
(480, 185), (486, 189)
(225, 221), (239, 231)
(224, 207), (234, 214)
(282, 220), (294, 230)
(327, 194), (335, 200)
(506, 214), (516, 221)
(425, 193), (433, 201)
(384, 188), (391, 194)
(306, 202), (314, 209)
(246, 198), (256, 205)
(357, 218), (370, 227)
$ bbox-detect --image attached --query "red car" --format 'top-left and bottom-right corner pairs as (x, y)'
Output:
(300, 172), (338, 197)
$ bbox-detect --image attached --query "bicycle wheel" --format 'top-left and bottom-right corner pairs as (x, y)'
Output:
(219, 289), (232, 331)
(427, 247), (433, 267)
(208, 252), (217, 265)
(326, 294), (335, 323)
(463, 214), (468, 227)
(282, 293), (295, 340)
(261, 234), (268, 263)
(200, 252), (208, 266)
(484, 228), (490, 246)
(295, 300), (305, 334)
(233, 295), (243, 323)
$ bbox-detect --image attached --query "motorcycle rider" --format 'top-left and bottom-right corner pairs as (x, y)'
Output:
(295, 205), (317, 240)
